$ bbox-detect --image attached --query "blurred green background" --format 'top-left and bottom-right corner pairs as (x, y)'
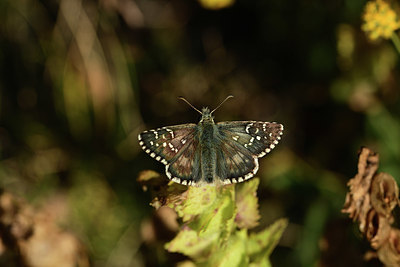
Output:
(0, 0), (399, 266)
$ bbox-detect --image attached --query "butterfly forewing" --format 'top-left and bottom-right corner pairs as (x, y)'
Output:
(138, 124), (197, 165)
(217, 121), (283, 158)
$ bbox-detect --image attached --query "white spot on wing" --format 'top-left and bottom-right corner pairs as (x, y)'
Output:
(245, 123), (253, 134)
(151, 130), (159, 139)
(224, 179), (232, 184)
(166, 128), (174, 138)
(172, 177), (180, 183)
(253, 158), (259, 174)
(165, 165), (172, 179)
(245, 172), (253, 179)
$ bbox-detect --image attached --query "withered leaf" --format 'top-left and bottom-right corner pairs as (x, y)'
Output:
(342, 147), (379, 232)
(371, 173), (399, 218)
(365, 209), (391, 249)
(377, 229), (400, 267)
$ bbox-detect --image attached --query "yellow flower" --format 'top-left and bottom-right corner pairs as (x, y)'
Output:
(362, 0), (400, 40)
(198, 0), (235, 10)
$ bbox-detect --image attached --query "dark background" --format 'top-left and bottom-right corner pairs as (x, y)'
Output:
(1, 0), (399, 266)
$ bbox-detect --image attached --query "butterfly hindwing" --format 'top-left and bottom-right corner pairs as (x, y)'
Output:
(214, 121), (283, 184)
(138, 124), (203, 185)
(166, 137), (202, 185)
(214, 137), (258, 184)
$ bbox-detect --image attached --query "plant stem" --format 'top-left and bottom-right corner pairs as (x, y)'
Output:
(391, 33), (400, 55)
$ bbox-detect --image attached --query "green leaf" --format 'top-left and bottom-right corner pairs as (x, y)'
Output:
(247, 218), (288, 264)
(166, 186), (237, 259)
(181, 185), (218, 222)
(235, 178), (260, 229)
(165, 227), (218, 259)
(205, 229), (249, 267)
(249, 258), (271, 267)
(190, 186), (236, 240)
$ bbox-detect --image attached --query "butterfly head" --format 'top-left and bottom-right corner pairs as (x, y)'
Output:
(179, 95), (234, 123)
(199, 107), (214, 123)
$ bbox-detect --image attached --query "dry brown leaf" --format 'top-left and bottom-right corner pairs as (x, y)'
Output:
(342, 147), (379, 232)
(343, 147), (400, 266)
(365, 209), (391, 249)
(377, 229), (400, 267)
(371, 173), (399, 218)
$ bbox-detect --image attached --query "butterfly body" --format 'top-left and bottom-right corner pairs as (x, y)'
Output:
(138, 106), (283, 186)
(198, 108), (218, 183)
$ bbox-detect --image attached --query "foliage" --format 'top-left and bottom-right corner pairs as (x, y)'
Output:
(139, 173), (287, 266)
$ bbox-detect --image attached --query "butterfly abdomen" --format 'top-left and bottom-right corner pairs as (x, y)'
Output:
(199, 122), (217, 183)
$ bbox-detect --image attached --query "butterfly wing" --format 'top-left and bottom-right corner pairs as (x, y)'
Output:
(214, 138), (259, 184)
(166, 137), (201, 185)
(215, 121), (283, 184)
(139, 121), (283, 186)
(138, 124), (201, 185)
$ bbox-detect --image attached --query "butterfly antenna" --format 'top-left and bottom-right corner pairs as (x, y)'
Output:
(211, 95), (234, 114)
(179, 97), (203, 115)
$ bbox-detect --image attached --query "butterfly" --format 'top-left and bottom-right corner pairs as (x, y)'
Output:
(138, 96), (283, 186)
